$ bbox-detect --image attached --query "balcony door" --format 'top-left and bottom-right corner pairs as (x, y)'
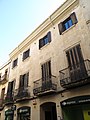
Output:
(41, 61), (51, 89)
(19, 72), (29, 92)
(66, 45), (87, 82)
(0, 88), (5, 106)
(7, 81), (14, 99)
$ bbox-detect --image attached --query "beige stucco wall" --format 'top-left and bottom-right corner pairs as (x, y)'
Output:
(0, 0), (90, 119)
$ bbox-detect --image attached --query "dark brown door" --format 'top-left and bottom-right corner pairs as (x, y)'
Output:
(45, 111), (52, 120)
(41, 61), (51, 90)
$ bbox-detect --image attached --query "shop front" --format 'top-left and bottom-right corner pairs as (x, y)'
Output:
(61, 95), (90, 120)
(17, 106), (30, 120)
(5, 109), (14, 120)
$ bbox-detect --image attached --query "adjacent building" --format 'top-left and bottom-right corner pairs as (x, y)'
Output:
(0, 0), (90, 120)
(0, 61), (11, 119)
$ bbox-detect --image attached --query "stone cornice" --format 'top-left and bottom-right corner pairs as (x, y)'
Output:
(9, 0), (79, 59)
(0, 60), (11, 70)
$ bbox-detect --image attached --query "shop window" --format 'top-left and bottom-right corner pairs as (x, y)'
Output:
(12, 58), (18, 68)
(5, 109), (14, 120)
(23, 49), (30, 61)
(58, 12), (78, 35)
(39, 31), (51, 49)
(17, 106), (31, 120)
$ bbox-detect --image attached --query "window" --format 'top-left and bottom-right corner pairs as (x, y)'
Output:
(58, 12), (78, 35)
(7, 81), (14, 96)
(66, 44), (87, 81)
(19, 72), (29, 88)
(41, 61), (51, 81)
(12, 58), (18, 68)
(23, 49), (30, 61)
(0, 73), (1, 80)
(39, 31), (51, 49)
(1, 88), (5, 100)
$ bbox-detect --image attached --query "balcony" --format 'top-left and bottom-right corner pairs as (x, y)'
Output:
(60, 59), (90, 88)
(33, 75), (57, 96)
(0, 74), (8, 84)
(4, 93), (14, 105)
(14, 86), (30, 102)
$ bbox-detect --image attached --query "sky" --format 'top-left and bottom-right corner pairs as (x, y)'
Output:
(0, 0), (66, 65)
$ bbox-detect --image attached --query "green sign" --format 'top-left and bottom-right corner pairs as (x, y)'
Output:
(5, 109), (14, 115)
(61, 95), (90, 106)
(17, 106), (30, 114)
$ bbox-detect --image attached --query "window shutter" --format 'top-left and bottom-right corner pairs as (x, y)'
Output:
(39, 39), (43, 49)
(47, 31), (51, 43)
(7, 82), (12, 92)
(1, 88), (5, 99)
(23, 52), (25, 60)
(42, 64), (44, 80)
(48, 61), (51, 77)
(58, 22), (65, 35)
(7, 82), (13, 96)
(70, 12), (78, 24)
(39, 39), (41, 49)
(19, 75), (23, 88)
(24, 72), (29, 87)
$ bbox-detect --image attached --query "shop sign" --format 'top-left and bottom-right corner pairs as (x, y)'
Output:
(61, 95), (90, 106)
(18, 106), (30, 114)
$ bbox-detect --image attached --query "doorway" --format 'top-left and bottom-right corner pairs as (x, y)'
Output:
(40, 102), (57, 120)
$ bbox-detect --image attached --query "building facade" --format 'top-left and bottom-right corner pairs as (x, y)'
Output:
(0, 61), (11, 120)
(0, 0), (90, 120)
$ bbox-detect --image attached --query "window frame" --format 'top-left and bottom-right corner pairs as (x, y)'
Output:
(58, 12), (78, 35)
(39, 31), (51, 49)
(22, 49), (30, 61)
(12, 58), (18, 68)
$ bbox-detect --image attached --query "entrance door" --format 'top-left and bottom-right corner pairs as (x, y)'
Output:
(45, 111), (52, 120)
(40, 102), (57, 120)
(66, 45), (87, 82)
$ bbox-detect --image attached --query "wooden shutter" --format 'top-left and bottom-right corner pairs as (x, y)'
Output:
(42, 64), (46, 81)
(7, 82), (13, 92)
(24, 72), (29, 87)
(41, 61), (51, 81)
(48, 61), (51, 77)
(1, 88), (5, 100)
(70, 12), (78, 24)
(58, 22), (65, 35)
(39, 39), (43, 49)
(19, 75), (24, 88)
(47, 31), (51, 43)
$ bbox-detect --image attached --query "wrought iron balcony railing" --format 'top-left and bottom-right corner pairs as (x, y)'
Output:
(4, 93), (14, 105)
(14, 86), (30, 101)
(59, 59), (90, 88)
(33, 75), (57, 96)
